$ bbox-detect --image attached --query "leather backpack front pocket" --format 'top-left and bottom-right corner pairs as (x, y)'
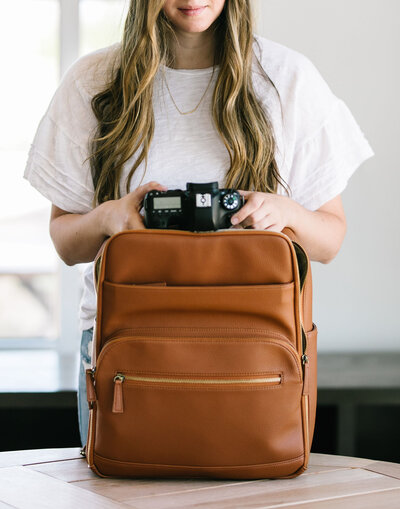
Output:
(90, 331), (305, 478)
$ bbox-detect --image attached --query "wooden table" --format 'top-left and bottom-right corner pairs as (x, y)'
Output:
(1, 449), (400, 508)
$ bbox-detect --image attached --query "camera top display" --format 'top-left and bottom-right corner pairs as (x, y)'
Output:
(144, 182), (245, 232)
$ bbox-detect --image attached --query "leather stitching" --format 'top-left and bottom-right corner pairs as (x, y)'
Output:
(97, 338), (302, 381)
(93, 452), (305, 469)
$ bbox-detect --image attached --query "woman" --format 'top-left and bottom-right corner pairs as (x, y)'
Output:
(24, 0), (373, 447)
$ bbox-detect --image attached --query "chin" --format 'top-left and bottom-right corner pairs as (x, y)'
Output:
(170, 18), (215, 33)
(175, 23), (213, 33)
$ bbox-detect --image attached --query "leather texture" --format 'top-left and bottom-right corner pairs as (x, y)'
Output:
(86, 229), (317, 479)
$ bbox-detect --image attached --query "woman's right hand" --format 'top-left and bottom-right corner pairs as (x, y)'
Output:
(101, 181), (168, 237)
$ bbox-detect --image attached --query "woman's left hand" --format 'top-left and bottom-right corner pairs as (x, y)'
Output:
(230, 191), (293, 232)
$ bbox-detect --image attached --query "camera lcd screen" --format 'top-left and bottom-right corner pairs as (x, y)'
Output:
(153, 196), (181, 210)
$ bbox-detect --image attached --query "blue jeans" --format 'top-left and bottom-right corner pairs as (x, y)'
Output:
(77, 327), (94, 448)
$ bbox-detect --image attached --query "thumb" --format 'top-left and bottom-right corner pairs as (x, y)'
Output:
(135, 181), (167, 203)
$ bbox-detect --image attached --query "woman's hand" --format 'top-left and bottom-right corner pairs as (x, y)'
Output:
(230, 191), (293, 231)
(102, 181), (168, 237)
(230, 190), (347, 264)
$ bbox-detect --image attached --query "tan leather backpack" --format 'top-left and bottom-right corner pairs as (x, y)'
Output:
(85, 228), (317, 479)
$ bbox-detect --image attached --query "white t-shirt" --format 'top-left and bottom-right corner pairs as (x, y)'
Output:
(24, 34), (374, 332)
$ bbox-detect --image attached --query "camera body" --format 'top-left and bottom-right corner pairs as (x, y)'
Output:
(144, 182), (244, 231)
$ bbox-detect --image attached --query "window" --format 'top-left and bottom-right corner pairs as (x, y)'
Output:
(0, 0), (126, 351)
(80, 0), (127, 55)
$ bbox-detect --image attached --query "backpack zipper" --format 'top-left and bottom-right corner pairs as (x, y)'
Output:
(112, 373), (282, 414)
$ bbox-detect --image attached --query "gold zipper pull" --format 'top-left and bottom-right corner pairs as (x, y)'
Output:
(112, 374), (125, 413)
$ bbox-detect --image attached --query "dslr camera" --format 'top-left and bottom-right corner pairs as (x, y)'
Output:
(144, 182), (244, 231)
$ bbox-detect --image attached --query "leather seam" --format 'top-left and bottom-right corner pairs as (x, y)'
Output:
(97, 339), (302, 381)
(93, 452), (305, 470)
(103, 281), (294, 290)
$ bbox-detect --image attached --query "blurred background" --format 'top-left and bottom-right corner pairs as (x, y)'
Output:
(0, 0), (399, 460)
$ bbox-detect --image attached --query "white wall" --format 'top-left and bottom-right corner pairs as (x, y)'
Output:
(255, 0), (399, 351)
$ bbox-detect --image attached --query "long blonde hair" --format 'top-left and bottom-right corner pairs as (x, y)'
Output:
(90, 0), (289, 207)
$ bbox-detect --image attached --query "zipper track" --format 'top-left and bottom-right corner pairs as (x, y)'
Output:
(111, 371), (283, 414)
(114, 374), (282, 385)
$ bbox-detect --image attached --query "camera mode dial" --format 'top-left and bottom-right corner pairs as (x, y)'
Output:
(222, 192), (239, 210)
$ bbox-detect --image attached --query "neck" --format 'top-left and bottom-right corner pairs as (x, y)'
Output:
(170, 26), (217, 69)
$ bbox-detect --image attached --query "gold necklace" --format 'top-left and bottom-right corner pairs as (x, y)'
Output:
(162, 64), (216, 115)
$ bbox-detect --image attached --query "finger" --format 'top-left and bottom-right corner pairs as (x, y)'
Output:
(231, 196), (262, 226)
(241, 209), (270, 228)
(264, 223), (283, 232)
(252, 219), (282, 232)
(140, 181), (168, 194)
(134, 181), (168, 204)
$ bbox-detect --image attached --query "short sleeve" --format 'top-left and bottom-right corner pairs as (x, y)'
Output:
(23, 50), (108, 214)
(283, 56), (374, 211)
(288, 98), (374, 211)
(24, 116), (94, 214)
